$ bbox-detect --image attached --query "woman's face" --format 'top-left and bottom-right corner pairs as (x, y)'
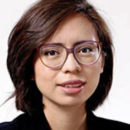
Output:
(33, 14), (104, 107)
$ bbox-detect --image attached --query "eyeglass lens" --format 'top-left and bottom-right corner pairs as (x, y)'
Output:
(40, 42), (101, 67)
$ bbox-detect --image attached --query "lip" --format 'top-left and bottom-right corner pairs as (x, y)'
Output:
(57, 80), (86, 87)
(57, 80), (86, 94)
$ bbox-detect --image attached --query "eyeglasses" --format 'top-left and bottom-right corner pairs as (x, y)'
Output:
(39, 41), (102, 69)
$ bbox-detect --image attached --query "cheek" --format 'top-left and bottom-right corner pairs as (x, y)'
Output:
(90, 64), (102, 79)
(84, 57), (102, 78)
(33, 59), (58, 92)
(91, 61), (103, 83)
(85, 67), (101, 90)
(83, 59), (103, 93)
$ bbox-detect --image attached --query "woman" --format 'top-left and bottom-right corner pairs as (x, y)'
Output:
(0, 0), (129, 130)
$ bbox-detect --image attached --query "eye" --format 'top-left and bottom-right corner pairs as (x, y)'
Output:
(78, 47), (92, 53)
(44, 50), (59, 56)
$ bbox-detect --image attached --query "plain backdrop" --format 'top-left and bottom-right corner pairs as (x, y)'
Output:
(0, 0), (130, 124)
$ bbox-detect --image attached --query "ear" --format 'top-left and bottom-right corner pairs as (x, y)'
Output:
(100, 55), (105, 74)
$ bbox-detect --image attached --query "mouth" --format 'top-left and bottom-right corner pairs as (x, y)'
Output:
(57, 80), (86, 94)
(64, 84), (84, 88)
(57, 80), (86, 88)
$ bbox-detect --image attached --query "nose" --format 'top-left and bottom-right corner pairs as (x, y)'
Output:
(61, 53), (81, 73)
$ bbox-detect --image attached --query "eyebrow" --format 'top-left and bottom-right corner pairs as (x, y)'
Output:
(46, 40), (95, 47)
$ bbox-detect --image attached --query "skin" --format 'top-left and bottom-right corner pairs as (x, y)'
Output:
(33, 13), (104, 130)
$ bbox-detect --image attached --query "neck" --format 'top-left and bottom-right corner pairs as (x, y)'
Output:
(43, 102), (87, 130)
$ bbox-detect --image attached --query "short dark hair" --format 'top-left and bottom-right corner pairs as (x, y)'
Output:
(7, 0), (113, 115)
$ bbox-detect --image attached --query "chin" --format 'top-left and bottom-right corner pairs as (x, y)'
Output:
(53, 96), (88, 108)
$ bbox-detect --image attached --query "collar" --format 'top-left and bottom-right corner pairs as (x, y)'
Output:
(29, 109), (97, 130)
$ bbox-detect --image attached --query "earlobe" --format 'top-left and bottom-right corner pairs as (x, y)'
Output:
(100, 66), (104, 73)
(100, 55), (105, 73)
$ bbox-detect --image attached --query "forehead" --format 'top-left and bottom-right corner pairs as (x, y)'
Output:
(46, 13), (99, 46)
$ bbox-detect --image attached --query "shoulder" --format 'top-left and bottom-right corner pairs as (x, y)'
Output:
(96, 116), (130, 129)
(0, 113), (31, 130)
(88, 111), (130, 130)
(0, 110), (50, 130)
